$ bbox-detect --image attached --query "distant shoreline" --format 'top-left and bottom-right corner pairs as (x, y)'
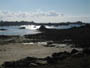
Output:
(0, 21), (86, 26)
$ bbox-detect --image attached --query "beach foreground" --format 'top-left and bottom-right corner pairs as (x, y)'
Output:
(0, 24), (90, 68)
(0, 43), (90, 68)
(0, 43), (74, 65)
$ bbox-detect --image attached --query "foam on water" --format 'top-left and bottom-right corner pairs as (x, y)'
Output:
(0, 24), (83, 35)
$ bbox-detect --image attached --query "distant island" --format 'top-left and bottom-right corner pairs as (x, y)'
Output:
(0, 21), (87, 26)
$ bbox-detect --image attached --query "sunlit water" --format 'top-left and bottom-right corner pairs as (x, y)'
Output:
(45, 24), (82, 29)
(0, 26), (40, 36)
(0, 24), (83, 35)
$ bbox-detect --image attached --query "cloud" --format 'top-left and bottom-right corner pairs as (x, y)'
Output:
(0, 10), (61, 21)
(0, 10), (90, 23)
(47, 11), (61, 16)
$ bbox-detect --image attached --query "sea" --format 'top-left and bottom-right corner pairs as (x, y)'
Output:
(0, 24), (83, 36)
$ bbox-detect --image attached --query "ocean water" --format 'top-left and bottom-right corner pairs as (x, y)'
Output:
(45, 24), (82, 29)
(0, 24), (82, 35)
(0, 26), (40, 36)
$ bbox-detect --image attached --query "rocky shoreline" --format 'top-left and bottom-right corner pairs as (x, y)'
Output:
(0, 23), (90, 68)
(1, 23), (90, 47)
(1, 48), (90, 68)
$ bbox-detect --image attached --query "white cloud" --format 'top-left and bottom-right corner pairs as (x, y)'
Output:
(0, 10), (90, 23)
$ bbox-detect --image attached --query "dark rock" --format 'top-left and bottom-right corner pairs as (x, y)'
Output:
(83, 48), (90, 55)
(0, 29), (7, 31)
(2, 57), (38, 68)
(19, 27), (25, 29)
(38, 25), (47, 31)
(2, 61), (16, 68)
(47, 41), (53, 45)
(71, 52), (84, 57)
(52, 51), (70, 60)
(71, 49), (79, 55)
(45, 56), (56, 64)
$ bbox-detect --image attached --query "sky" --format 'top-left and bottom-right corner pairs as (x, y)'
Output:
(0, 0), (90, 23)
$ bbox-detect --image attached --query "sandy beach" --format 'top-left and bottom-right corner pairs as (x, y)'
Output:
(0, 43), (75, 65)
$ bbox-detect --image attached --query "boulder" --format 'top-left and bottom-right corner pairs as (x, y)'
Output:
(19, 27), (25, 29)
(38, 25), (47, 31)
(71, 49), (79, 55)
(45, 56), (56, 64)
(52, 51), (70, 60)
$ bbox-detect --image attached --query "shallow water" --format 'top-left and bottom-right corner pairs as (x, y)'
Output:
(45, 24), (81, 29)
(0, 26), (40, 36)
(0, 24), (82, 35)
